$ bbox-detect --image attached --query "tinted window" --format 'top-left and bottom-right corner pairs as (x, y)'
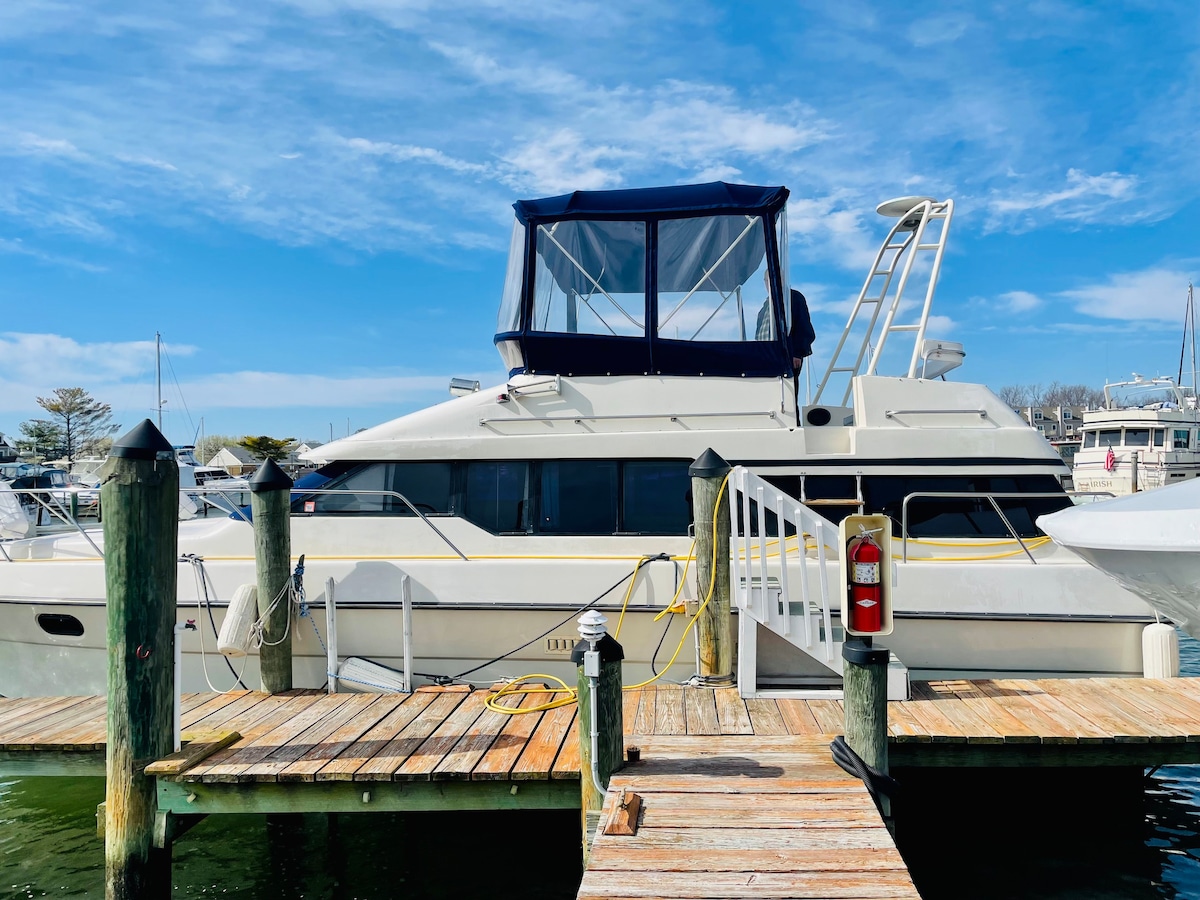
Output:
(1154, 429), (1166, 447)
(1098, 430), (1121, 447)
(393, 463), (454, 514)
(865, 475), (1069, 538)
(622, 462), (691, 534)
(1125, 428), (1150, 446)
(1175, 430), (1191, 449)
(310, 463), (390, 514)
(465, 462), (530, 533)
(1083, 431), (1096, 448)
(540, 461), (617, 534)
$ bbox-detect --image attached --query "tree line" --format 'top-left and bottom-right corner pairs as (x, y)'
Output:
(995, 381), (1106, 409)
(13, 387), (297, 465)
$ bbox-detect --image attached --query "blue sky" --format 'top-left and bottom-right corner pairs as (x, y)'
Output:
(1, 1), (1198, 447)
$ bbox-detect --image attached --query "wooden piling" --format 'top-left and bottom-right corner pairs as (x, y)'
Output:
(101, 419), (179, 899)
(574, 634), (625, 862)
(249, 460), (294, 694)
(842, 639), (890, 816)
(689, 449), (732, 684)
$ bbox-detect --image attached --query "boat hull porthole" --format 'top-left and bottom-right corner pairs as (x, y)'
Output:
(37, 613), (85, 637)
(806, 407), (833, 426)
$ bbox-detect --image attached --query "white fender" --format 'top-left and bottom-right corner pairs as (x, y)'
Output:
(217, 584), (258, 658)
(1142, 622), (1179, 679)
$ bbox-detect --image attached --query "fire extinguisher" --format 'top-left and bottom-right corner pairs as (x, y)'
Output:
(847, 529), (883, 634)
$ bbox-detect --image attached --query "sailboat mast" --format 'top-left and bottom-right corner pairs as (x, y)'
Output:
(156, 331), (163, 431)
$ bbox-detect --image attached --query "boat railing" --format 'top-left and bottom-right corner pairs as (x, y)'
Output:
(899, 491), (1067, 563)
(730, 466), (839, 666)
(0, 486), (468, 564)
(2, 487), (104, 558)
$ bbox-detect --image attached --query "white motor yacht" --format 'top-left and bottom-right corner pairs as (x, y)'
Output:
(1039, 480), (1200, 637)
(0, 184), (1155, 697)
(1071, 375), (1200, 495)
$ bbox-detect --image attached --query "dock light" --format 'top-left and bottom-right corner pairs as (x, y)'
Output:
(449, 377), (481, 397)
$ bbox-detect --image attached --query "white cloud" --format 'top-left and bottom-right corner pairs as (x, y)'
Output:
(0, 333), (195, 385)
(1057, 266), (1196, 322)
(908, 14), (972, 46)
(999, 290), (1042, 313)
(987, 169), (1142, 230)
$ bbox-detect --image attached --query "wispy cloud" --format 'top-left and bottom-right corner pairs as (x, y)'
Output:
(1057, 266), (1196, 323)
(986, 169), (1143, 231)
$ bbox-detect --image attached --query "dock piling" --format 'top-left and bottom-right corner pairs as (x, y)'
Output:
(248, 459), (294, 694)
(842, 638), (891, 817)
(100, 419), (179, 899)
(689, 449), (732, 684)
(574, 612), (624, 862)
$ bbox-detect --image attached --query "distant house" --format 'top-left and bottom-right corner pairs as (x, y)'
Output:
(1013, 405), (1085, 440)
(206, 446), (260, 476)
(0, 434), (17, 464)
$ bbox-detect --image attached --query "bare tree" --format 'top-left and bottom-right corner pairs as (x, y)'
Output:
(997, 385), (1029, 406)
(1042, 382), (1106, 408)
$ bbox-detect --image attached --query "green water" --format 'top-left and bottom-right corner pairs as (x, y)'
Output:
(0, 781), (582, 899)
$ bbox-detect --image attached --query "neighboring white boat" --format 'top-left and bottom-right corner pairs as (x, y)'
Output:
(0, 184), (1156, 698)
(1071, 375), (1200, 495)
(1039, 480), (1200, 637)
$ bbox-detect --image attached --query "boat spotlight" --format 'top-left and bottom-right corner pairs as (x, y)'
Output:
(449, 377), (481, 397)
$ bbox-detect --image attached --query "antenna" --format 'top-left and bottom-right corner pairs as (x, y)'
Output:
(156, 332), (163, 430)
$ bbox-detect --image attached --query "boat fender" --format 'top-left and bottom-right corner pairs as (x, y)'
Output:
(217, 584), (258, 658)
(1142, 622), (1179, 679)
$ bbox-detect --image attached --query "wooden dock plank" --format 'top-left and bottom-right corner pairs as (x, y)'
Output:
(0, 696), (92, 743)
(276, 694), (407, 782)
(775, 699), (825, 736)
(211, 694), (358, 783)
(1, 697), (104, 748)
(632, 685), (656, 735)
(0, 697), (70, 733)
(431, 693), (513, 781)
(184, 693), (340, 781)
(805, 699), (846, 735)
(586, 846), (909, 873)
(392, 688), (490, 781)
(471, 688), (551, 780)
(1031, 679), (1157, 743)
(512, 701), (576, 781)
(713, 688), (753, 735)
(551, 714), (582, 779)
(349, 691), (469, 782)
(14, 697), (108, 750)
(1113, 679), (1200, 739)
(653, 685), (686, 735)
(577, 869), (920, 898)
(621, 686), (641, 735)
(911, 681), (1006, 743)
(244, 693), (385, 782)
(1081, 678), (1200, 741)
(683, 687), (719, 735)
(745, 698), (789, 735)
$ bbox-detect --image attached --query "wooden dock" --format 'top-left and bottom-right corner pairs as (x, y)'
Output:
(5, 677), (1200, 898)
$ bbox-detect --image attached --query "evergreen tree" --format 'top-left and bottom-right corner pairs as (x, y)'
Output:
(33, 388), (116, 464)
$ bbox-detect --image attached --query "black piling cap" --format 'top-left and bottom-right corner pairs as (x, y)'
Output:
(688, 448), (731, 479)
(248, 458), (294, 493)
(571, 633), (625, 666)
(109, 418), (174, 461)
(842, 639), (890, 667)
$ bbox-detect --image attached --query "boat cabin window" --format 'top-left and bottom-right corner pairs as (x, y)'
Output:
(1125, 428), (1150, 446)
(539, 461), (618, 534)
(1154, 429), (1166, 447)
(303, 462), (453, 516)
(657, 216), (772, 342)
(532, 220), (646, 337)
(466, 462), (531, 533)
(1082, 431), (1096, 448)
(863, 475), (1069, 538)
(1097, 430), (1121, 447)
(1175, 429), (1191, 449)
(496, 221), (526, 333)
(622, 462), (692, 535)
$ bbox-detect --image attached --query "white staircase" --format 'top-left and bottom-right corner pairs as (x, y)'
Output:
(730, 466), (908, 700)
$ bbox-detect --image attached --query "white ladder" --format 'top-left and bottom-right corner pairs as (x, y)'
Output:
(814, 198), (955, 407)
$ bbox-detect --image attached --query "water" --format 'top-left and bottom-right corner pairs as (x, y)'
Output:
(5, 643), (1200, 898)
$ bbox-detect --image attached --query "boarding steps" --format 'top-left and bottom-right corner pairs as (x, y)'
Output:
(730, 466), (909, 700)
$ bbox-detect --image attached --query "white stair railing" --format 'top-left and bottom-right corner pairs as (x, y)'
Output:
(730, 466), (840, 672)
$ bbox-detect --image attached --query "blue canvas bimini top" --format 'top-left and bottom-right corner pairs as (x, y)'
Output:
(497, 182), (807, 379)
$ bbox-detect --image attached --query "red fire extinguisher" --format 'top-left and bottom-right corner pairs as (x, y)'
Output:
(847, 529), (883, 634)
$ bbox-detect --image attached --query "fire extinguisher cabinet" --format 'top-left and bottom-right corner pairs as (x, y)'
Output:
(838, 514), (894, 638)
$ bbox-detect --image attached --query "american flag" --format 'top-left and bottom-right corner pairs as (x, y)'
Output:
(1104, 446), (1116, 472)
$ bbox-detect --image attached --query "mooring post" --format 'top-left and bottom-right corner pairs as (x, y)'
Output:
(689, 448), (732, 684)
(574, 610), (624, 863)
(842, 639), (890, 817)
(249, 459), (294, 693)
(101, 419), (179, 899)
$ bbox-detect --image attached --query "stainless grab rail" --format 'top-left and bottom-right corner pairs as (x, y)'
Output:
(900, 491), (1066, 563)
